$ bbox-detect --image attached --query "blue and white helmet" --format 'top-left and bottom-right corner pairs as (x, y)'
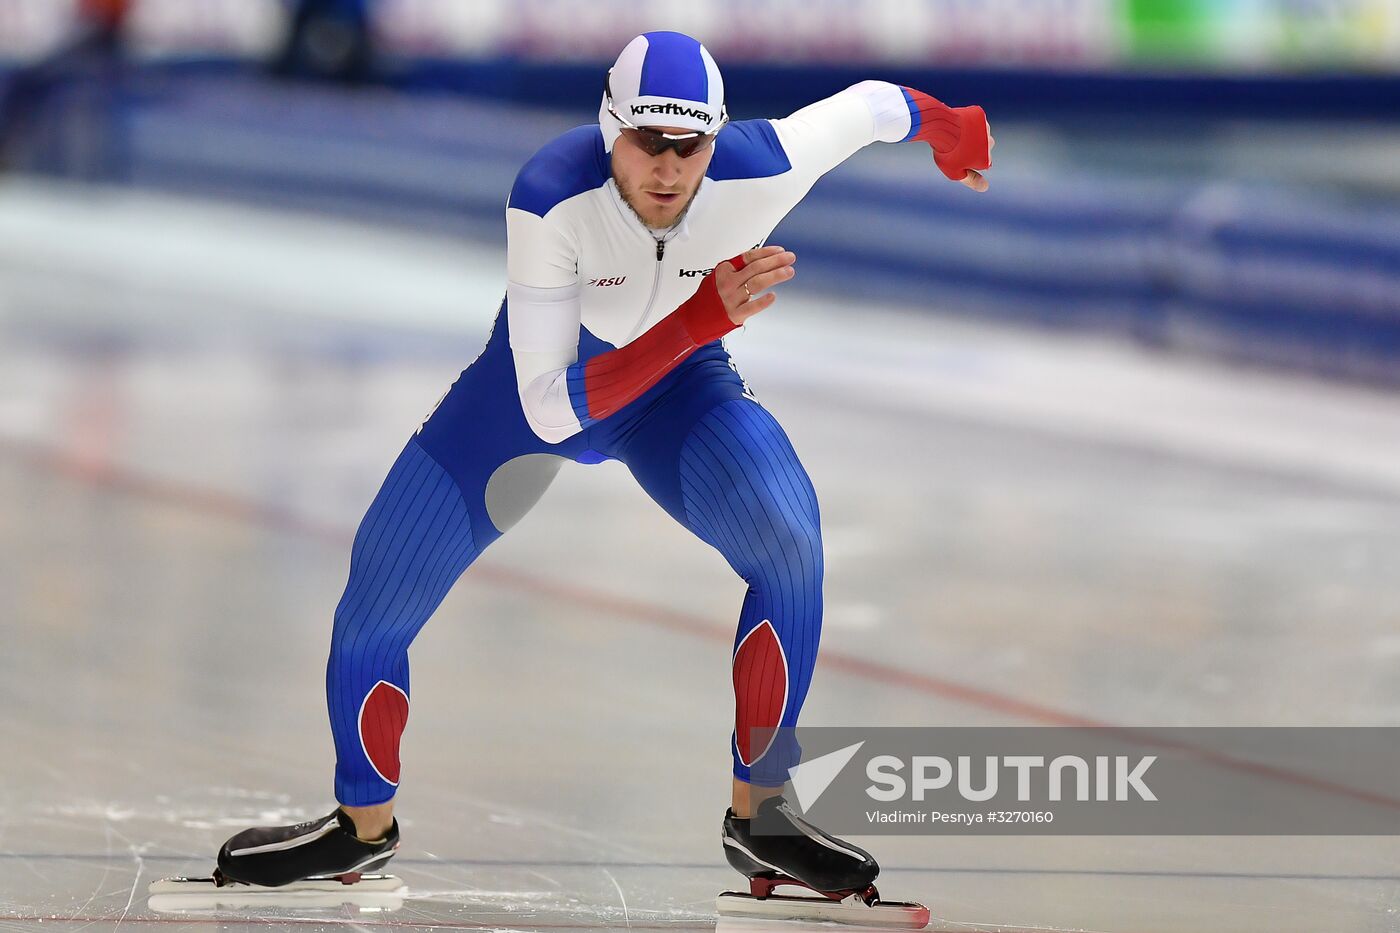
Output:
(599, 31), (725, 152)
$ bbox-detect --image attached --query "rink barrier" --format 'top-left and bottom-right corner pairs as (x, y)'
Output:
(394, 59), (1400, 122)
(6, 65), (1400, 384)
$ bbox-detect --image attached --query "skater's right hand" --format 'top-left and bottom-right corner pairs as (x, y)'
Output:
(715, 246), (797, 325)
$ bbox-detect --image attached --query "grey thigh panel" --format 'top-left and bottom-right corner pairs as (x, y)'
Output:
(484, 453), (567, 533)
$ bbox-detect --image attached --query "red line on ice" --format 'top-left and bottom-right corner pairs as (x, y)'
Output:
(7, 436), (1400, 816)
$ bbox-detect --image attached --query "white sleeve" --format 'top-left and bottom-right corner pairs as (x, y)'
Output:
(505, 207), (586, 444)
(770, 80), (913, 185)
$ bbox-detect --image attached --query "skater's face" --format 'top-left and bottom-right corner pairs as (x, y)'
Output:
(611, 124), (713, 230)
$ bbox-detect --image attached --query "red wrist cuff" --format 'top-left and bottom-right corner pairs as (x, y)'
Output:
(577, 252), (748, 422)
(677, 253), (745, 345)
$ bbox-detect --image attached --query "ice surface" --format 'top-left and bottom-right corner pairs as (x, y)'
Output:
(2, 182), (1398, 932)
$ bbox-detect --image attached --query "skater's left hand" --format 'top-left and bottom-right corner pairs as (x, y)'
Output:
(957, 119), (994, 193)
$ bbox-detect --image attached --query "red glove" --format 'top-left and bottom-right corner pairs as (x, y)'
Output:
(901, 87), (991, 182)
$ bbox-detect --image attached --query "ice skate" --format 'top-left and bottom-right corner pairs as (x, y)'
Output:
(717, 795), (930, 929)
(148, 808), (404, 906)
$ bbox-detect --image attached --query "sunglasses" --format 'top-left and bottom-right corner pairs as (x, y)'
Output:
(606, 74), (728, 159)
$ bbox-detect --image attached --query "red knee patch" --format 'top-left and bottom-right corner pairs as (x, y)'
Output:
(358, 680), (409, 785)
(733, 619), (788, 766)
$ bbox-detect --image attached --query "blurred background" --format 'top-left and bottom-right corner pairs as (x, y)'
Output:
(4, 0), (1400, 375)
(4, 2), (1400, 931)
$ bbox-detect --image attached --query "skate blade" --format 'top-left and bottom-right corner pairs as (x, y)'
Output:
(147, 874), (405, 912)
(717, 891), (930, 929)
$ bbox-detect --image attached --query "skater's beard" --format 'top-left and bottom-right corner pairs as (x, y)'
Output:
(611, 162), (703, 231)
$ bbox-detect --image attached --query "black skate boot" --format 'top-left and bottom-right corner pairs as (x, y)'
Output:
(214, 808), (399, 887)
(717, 795), (930, 928)
(723, 795), (878, 895)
